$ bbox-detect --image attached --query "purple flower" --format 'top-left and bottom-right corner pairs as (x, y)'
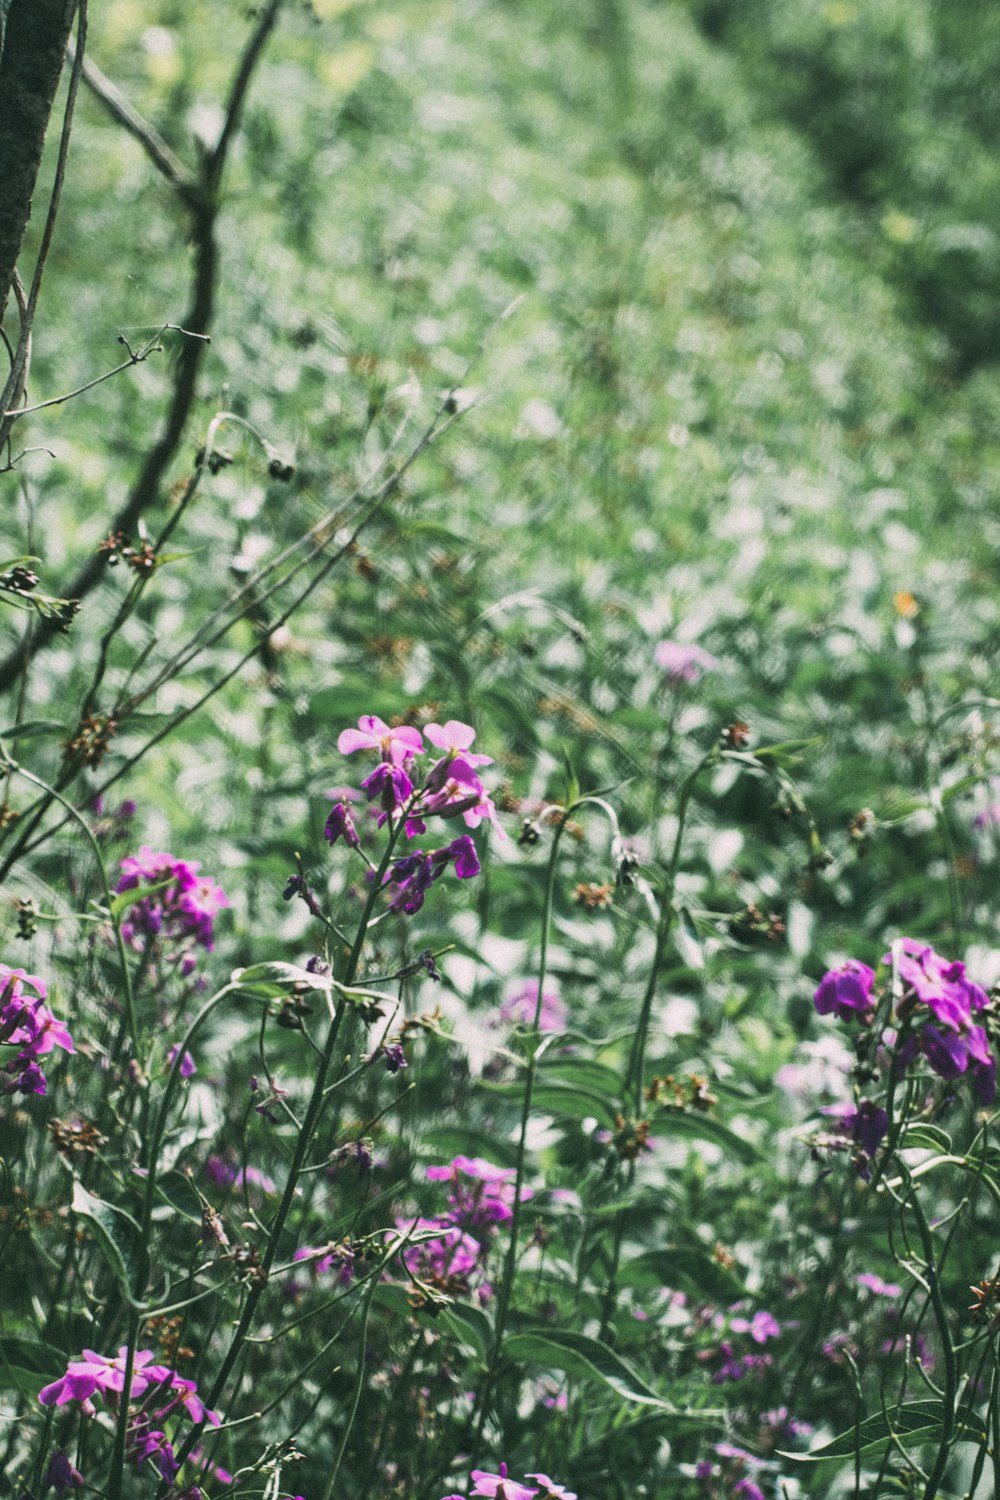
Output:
(856, 1272), (902, 1297)
(337, 714), (424, 763)
(39, 1348), (163, 1411)
(0, 967), (74, 1099)
(128, 1422), (179, 1485)
(824, 1098), (888, 1179)
(470, 1465), (538, 1500)
(362, 761), (415, 814)
(116, 847), (228, 964)
(425, 720), (493, 765)
(886, 939), (996, 1101)
(166, 1046), (196, 1079)
(813, 959), (876, 1023)
(382, 1041), (407, 1073)
(44, 1452), (85, 1494)
(729, 1309), (781, 1344)
(654, 639), (717, 685)
(324, 799), (361, 847)
(384, 836), (481, 915)
(445, 834), (481, 879)
(498, 982), (568, 1033)
(425, 1155), (531, 1233)
(526, 1476), (576, 1500)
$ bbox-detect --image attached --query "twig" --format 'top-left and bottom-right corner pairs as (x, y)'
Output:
(1, 326), (175, 419)
(69, 42), (195, 200)
(0, 0), (286, 694)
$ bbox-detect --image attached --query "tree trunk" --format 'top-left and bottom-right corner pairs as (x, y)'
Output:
(0, 0), (79, 324)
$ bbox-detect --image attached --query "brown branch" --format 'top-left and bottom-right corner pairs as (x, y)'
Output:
(70, 44), (195, 202)
(0, 0), (286, 697)
(0, 0), (80, 323)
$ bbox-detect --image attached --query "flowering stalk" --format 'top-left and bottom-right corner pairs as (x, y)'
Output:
(168, 810), (411, 1488)
(625, 745), (718, 1115)
(471, 792), (596, 1449)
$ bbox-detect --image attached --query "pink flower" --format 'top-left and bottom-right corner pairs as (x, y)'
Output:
(39, 1348), (162, 1409)
(425, 720), (492, 766)
(499, 982), (567, 1033)
(470, 1465), (538, 1500)
(856, 1272), (902, 1297)
(527, 1476), (577, 1500)
(654, 639), (717, 685)
(337, 715), (424, 764)
(166, 1046), (196, 1079)
(813, 959), (876, 1023)
(116, 848), (228, 961)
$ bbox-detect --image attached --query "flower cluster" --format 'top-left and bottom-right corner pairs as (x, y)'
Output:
(337, 716), (499, 828)
(437, 1464), (576, 1500)
(0, 965), (74, 1098)
(392, 1156), (530, 1304)
(813, 939), (996, 1104)
(116, 847), (228, 972)
(326, 715), (501, 916)
(39, 1347), (228, 1490)
(692, 1303), (784, 1385)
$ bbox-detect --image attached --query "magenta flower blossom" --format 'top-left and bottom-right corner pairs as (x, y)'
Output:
(166, 1045), (196, 1079)
(813, 959), (876, 1023)
(890, 938), (988, 1026)
(394, 1218), (485, 1283)
(0, 965), (74, 1098)
(337, 715), (424, 764)
(654, 639), (717, 685)
(384, 836), (481, 914)
(527, 1476), (577, 1500)
(856, 1272), (902, 1297)
(425, 1156), (531, 1231)
(425, 720), (493, 765)
(324, 799), (361, 847)
(821, 1098), (889, 1179)
(116, 847), (228, 962)
(728, 1309), (781, 1344)
(887, 938), (996, 1102)
(470, 1465), (538, 1500)
(499, 982), (568, 1033)
(39, 1348), (164, 1411)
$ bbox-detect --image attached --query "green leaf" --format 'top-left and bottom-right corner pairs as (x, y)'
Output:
(438, 1301), (493, 1362)
(0, 1335), (66, 1399)
(0, 718), (68, 739)
(782, 1401), (986, 1466)
(621, 1246), (748, 1303)
(539, 1056), (623, 1101)
(71, 1180), (143, 1300)
(653, 1108), (762, 1164)
(504, 1328), (672, 1409)
(899, 1123), (952, 1152)
(481, 1079), (619, 1128)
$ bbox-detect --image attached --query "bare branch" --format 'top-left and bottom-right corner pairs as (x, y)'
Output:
(0, 0), (287, 694)
(69, 42), (196, 201)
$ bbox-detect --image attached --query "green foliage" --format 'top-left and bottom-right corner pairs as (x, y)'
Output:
(2, 1), (1000, 1497)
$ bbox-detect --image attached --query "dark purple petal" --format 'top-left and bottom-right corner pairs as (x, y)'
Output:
(921, 1023), (967, 1080)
